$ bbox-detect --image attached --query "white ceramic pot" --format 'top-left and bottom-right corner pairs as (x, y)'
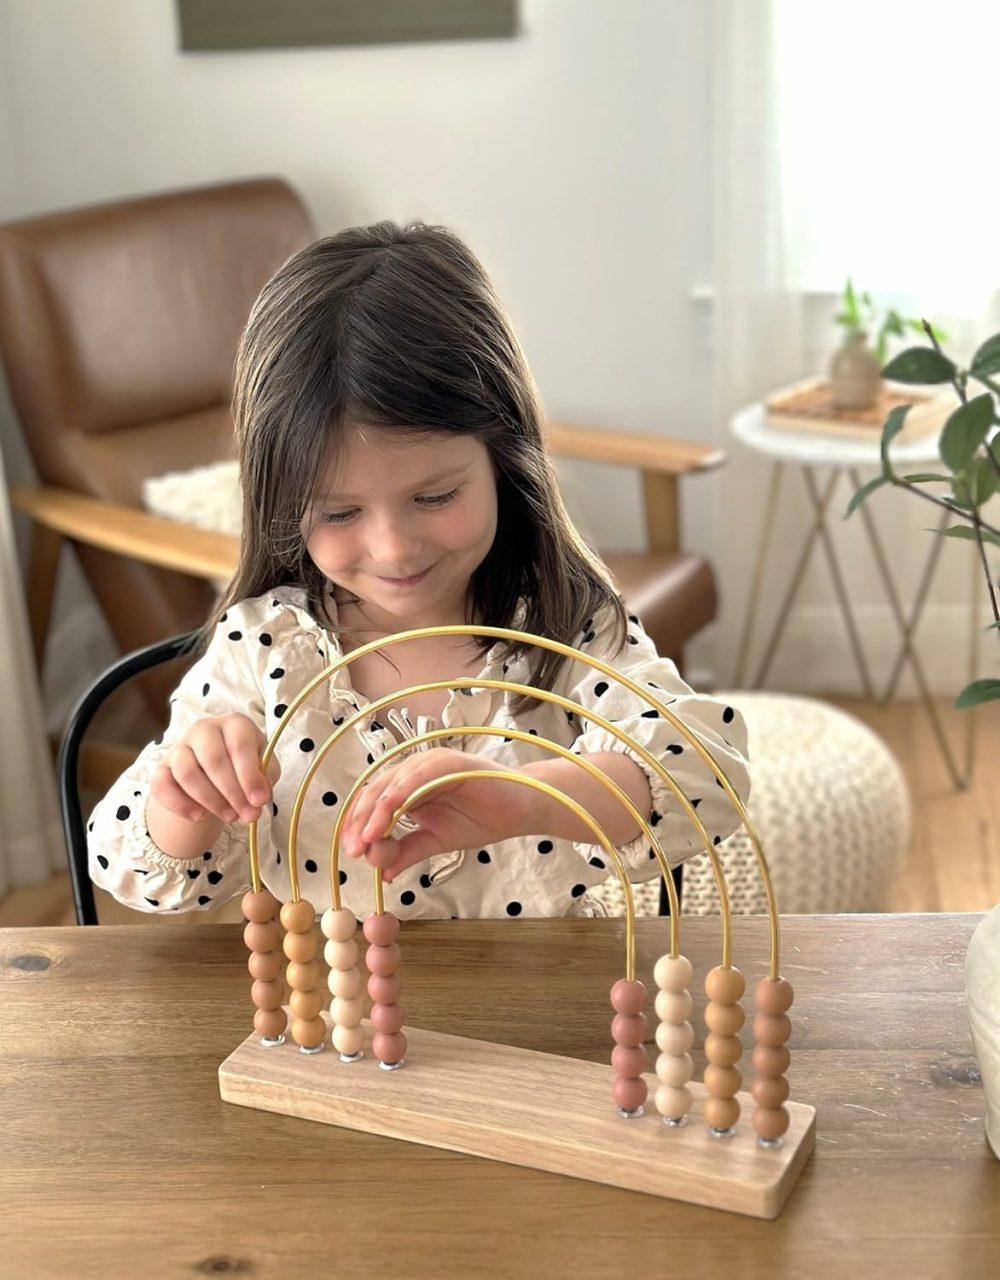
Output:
(966, 902), (1000, 1159)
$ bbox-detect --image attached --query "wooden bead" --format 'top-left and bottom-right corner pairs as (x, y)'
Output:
(755, 976), (794, 1016)
(703, 1095), (741, 1131)
(368, 973), (402, 1005)
(611, 1012), (647, 1047)
(656, 1020), (694, 1055)
(254, 1007), (287, 1039)
(655, 1085), (693, 1119)
(704, 1001), (745, 1036)
(291, 1016), (326, 1049)
(753, 1106), (790, 1141)
(251, 979), (284, 1011)
(613, 1075), (648, 1111)
(653, 953), (693, 992)
(332, 1023), (365, 1056)
(753, 1011), (791, 1048)
(324, 938), (359, 970)
(321, 907), (357, 942)
(243, 921), (280, 954)
(283, 930), (318, 964)
(285, 960), (320, 991)
(705, 965), (745, 1004)
(365, 942), (401, 977)
(610, 979), (647, 1015)
(611, 1044), (647, 1077)
(751, 1043), (791, 1077)
(705, 1032), (743, 1068)
(248, 950), (282, 982)
(373, 1030), (407, 1064)
(280, 900), (316, 933)
(751, 1075), (790, 1109)
(704, 1064), (742, 1099)
(289, 988), (323, 1020)
(331, 995), (364, 1028)
(242, 889), (280, 923)
(656, 1052), (693, 1087)
(363, 912), (401, 946)
(370, 1003), (405, 1034)
(655, 989), (694, 1024)
(328, 966), (362, 999)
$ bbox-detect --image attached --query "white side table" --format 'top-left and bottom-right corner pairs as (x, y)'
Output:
(729, 403), (980, 789)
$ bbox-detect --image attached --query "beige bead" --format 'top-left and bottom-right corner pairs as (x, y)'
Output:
(655, 1085), (693, 1119)
(751, 1075), (790, 1109)
(703, 1095), (741, 1131)
(289, 988), (323, 1020)
(254, 1007), (287, 1039)
(705, 965), (745, 1004)
(332, 1022), (366, 1056)
(655, 989), (694, 1025)
(752, 1043), (791, 1077)
(283, 930), (318, 964)
(321, 906), (358, 942)
(655, 1051), (693, 1087)
(291, 1015), (326, 1049)
(243, 920), (279, 954)
(248, 950), (282, 982)
(753, 1012), (791, 1048)
(242, 889), (280, 923)
(280, 899), (316, 933)
(705, 1032), (743, 1068)
(653, 953), (694, 992)
(331, 995), (364, 1028)
(704, 1001), (745, 1036)
(656, 1020), (695, 1055)
(753, 1106), (790, 1141)
(324, 938), (359, 970)
(327, 966), (362, 999)
(285, 959), (320, 991)
(755, 976), (794, 1016)
(704, 1064), (742, 1099)
(251, 979), (284, 1011)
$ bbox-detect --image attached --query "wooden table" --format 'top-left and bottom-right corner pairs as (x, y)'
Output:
(1, 914), (996, 1279)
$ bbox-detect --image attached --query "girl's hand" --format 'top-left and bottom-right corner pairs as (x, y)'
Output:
(151, 714), (280, 825)
(342, 749), (532, 881)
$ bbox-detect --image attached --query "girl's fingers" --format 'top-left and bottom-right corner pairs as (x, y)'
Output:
(151, 766), (207, 823)
(161, 749), (238, 823)
(381, 828), (447, 881)
(222, 723), (271, 815)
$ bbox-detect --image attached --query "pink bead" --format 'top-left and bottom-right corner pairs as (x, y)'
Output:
(373, 1031), (407, 1065)
(753, 1106), (790, 1141)
(370, 1002), (405, 1034)
(753, 1012), (792, 1048)
(613, 1076), (648, 1111)
(366, 840), (400, 870)
(363, 912), (401, 945)
(242, 889), (279, 923)
(368, 973), (402, 1005)
(610, 979), (647, 1015)
(366, 942), (401, 977)
(611, 1044), (647, 1077)
(611, 1012), (647, 1047)
(243, 921), (279, 954)
(755, 976), (794, 1016)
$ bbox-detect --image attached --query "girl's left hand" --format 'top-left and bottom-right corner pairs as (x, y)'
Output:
(341, 749), (532, 881)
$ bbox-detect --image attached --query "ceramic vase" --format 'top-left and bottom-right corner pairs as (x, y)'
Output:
(830, 332), (881, 410)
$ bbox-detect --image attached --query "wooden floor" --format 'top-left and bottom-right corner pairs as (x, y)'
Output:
(1, 696), (997, 928)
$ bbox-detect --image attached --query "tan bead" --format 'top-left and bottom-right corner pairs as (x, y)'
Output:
(752, 1075), (790, 1109)
(289, 988), (323, 1020)
(243, 920), (280, 954)
(704, 1001), (745, 1036)
(704, 1064), (742, 1099)
(332, 1022), (365, 1056)
(611, 1012), (647, 1047)
(752, 1043), (791, 1077)
(365, 942), (401, 977)
(655, 989), (694, 1024)
(251, 979), (284, 1011)
(324, 938), (359, 970)
(328, 966), (362, 999)
(370, 1002), (405, 1034)
(705, 1032), (743, 1068)
(655, 1084), (693, 1119)
(321, 907), (358, 942)
(285, 960), (320, 991)
(753, 1011), (791, 1048)
(703, 1095), (741, 1131)
(705, 965), (745, 1004)
(753, 1106), (790, 1141)
(613, 1076), (648, 1112)
(653, 953), (694, 992)
(363, 912), (400, 946)
(283, 930), (318, 964)
(656, 1051), (693, 1087)
(280, 899), (316, 933)
(656, 1020), (695, 1055)
(611, 1044), (647, 1077)
(254, 1007), (287, 1039)
(242, 889), (280, 923)
(332, 995), (364, 1028)
(373, 1030), (407, 1064)
(291, 1015), (326, 1049)
(610, 979), (647, 1015)
(248, 949), (282, 982)
(367, 973), (402, 1005)
(756, 976), (794, 1016)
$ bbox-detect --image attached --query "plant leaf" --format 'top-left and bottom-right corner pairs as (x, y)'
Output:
(927, 524), (1000, 549)
(954, 678), (1000, 710)
(880, 404), (911, 470)
(967, 456), (1000, 507)
(845, 475), (888, 518)
(900, 472), (951, 483)
(882, 346), (956, 384)
(939, 394), (995, 471)
(970, 333), (1000, 378)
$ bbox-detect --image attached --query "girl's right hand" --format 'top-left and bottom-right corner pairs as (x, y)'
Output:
(150, 714), (279, 825)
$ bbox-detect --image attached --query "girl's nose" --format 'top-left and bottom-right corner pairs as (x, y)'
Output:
(370, 515), (421, 569)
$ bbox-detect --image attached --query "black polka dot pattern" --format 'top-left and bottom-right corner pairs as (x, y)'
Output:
(116, 805), (130, 821)
(419, 873), (433, 888)
(228, 630), (242, 641)
(304, 860), (317, 873)
(537, 840), (553, 854)
(259, 633), (272, 646)
(477, 849), (491, 864)
(322, 792), (338, 806)
(400, 890), (416, 906)
(269, 668), (285, 679)
(202, 683), (210, 697)
(300, 738), (315, 752)
(97, 855), (109, 870)
(570, 884), (586, 898)
(594, 681), (608, 697)
(198, 895), (211, 905)
(208, 870), (223, 885)
(723, 706), (735, 724)
(275, 704), (287, 718)
(506, 901), (523, 916)
(339, 870), (347, 886)
(187, 868), (200, 880)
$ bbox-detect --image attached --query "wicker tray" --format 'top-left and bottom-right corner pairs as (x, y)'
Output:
(765, 377), (954, 442)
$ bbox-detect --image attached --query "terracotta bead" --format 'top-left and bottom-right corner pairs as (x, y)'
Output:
(327, 966), (362, 999)
(613, 1075), (648, 1112)
(283, 930), (318, 964)
(656, 1051), (693, 1087)
(610, 979), (647, 1015)
(656, 1020), (695, 1055)
(248, 950), (282, 982)
(332, 1023), (365, 1056)
(753, 1106), (790, 1141)
(280, 900), (316, 933)
(705, 965), (745, 1004)
(321, 907), (358, 942)
(285, 960), (320, 991)
(653, 953), (693, 992)
(655, 1085), (693, 1119)
(611, 1012), (647, 1047)
(703, 1095), (741, 1131)
(373, 1030), (407, 1064)
(367, 973), (402, 1005)
(655, 989), (694, 1025)
(705, 1032), (743, 1068)
(751, 1075), (790, 1109)
(363, 912), (401, 946)
(291, 1016), (326, 1049)
(704, 1064), (742, 1099)
(753, 1012), (791, 1048)
(370, 1002), (405, 1034)
(254, 1007), (287, 1039)
(704, 1001), (745, 1036)
(365, 942), (401, 977)
(243, 920), (280, 954)
(751, 1043), (791, 1077)
(324, 938), (359, 970)
(251, 979), (284, 1011)
(611, 1044), (647, 1077)
(242, 889), (280, 923)
(289, 988), (323, 1020)
(755, 976), (794, 1016)
(332, 995), (364, 1028)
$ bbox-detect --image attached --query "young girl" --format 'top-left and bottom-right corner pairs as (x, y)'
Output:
(88, 222), (750, 921)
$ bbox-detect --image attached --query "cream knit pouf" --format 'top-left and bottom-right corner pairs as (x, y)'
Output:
(591, 692), (911, 919)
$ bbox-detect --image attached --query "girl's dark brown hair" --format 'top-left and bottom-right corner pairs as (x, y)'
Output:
(215, 221), (627, 696)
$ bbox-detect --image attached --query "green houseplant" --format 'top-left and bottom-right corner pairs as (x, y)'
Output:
(830, 281), (941, 410)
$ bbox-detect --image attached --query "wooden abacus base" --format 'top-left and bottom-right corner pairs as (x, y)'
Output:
(220, 1015), (815, 1219)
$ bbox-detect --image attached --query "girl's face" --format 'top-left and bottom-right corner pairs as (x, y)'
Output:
(303, 428), (498, 631)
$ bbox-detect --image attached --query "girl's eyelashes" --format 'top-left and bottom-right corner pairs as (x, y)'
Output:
(319, 508), (359, 525)
(415, 487), (460, 508)
(317, 488), (460, 524)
